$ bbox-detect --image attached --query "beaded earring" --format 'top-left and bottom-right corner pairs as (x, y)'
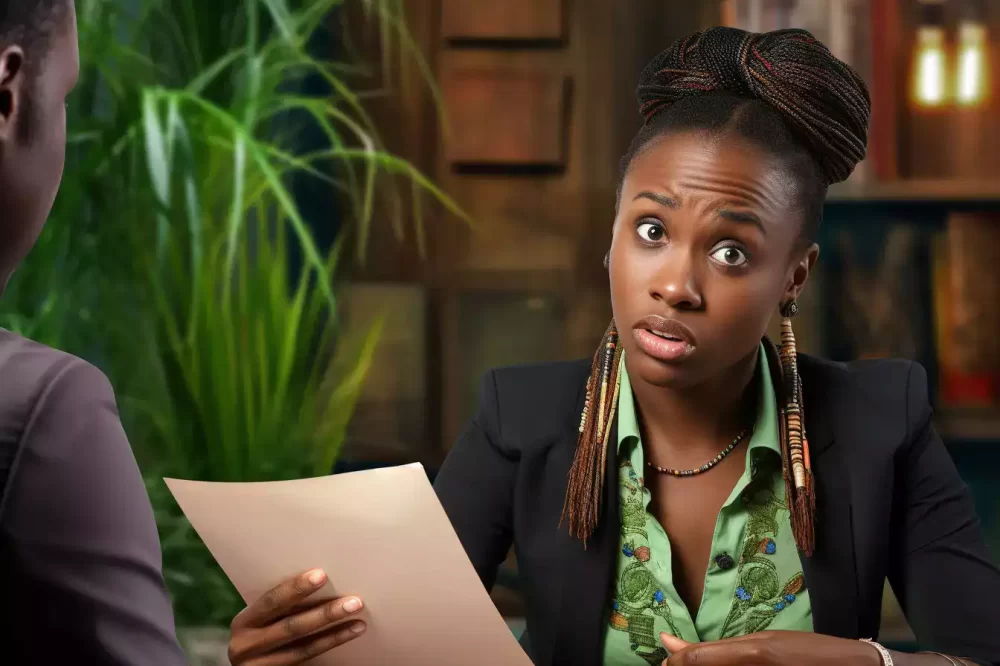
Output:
(778, 300), (816, 556)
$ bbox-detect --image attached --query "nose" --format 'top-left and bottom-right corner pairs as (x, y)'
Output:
(649, 249), (704, 311)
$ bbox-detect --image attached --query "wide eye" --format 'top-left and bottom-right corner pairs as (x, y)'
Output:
(636, 222), (665, 243)
(710, 245), (748, 267)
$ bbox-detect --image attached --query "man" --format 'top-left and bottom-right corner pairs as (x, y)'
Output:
(0, 1), (186, 662)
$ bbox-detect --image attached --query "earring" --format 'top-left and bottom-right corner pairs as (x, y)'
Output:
(778, 299), (815, 556)
(603, 251), (610, 270)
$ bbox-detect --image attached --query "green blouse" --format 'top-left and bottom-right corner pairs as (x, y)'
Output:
(603, 345), (813, 665)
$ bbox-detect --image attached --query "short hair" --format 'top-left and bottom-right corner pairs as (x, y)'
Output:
(0, 0), (68, 143)
(0, 0), (68, 68)
(618, 27), (871, 245)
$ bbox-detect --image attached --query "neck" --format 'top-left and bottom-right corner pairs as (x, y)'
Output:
(628, 346), (760, 466)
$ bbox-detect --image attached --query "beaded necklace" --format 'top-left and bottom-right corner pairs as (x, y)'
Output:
(645, 427), (753, 477)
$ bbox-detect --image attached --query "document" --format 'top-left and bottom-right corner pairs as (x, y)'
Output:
(165, 463), (531, 665)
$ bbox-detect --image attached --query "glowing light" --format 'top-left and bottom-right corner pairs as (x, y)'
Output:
(913, 25), (948, 107)
(956, 21), (989, 106)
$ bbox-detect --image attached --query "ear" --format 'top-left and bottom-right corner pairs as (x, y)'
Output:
(0, 45), (27, 143)
(783, 242), (820, 305)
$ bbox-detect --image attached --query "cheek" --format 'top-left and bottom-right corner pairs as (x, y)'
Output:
(44, 105), (67, 199)
(30, 104), (67, 229)
(0, 104), (67, 269)
(702, 271), (783, 342)
(607, 236), (643, 321)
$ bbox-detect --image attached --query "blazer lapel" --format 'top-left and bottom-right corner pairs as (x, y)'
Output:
(794, 355), (862, 639)
(543, 418), (620, 666)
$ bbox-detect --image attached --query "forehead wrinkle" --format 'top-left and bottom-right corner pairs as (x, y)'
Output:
(627, 134), (798, 225)
(675, 174), (786, 215)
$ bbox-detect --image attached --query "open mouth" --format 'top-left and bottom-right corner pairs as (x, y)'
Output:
(632, 316), (697, 362)
(647, 329), (683, 342)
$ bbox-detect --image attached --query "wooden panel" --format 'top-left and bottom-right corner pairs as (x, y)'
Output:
(441, 0), (564, 42)
(440, 287), (577, 450)
(443, 69), (568, 167)
(338, 283), (431, 463)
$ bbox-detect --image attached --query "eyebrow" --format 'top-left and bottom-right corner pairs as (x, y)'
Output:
(717, 208), (766, 235)
(633, 191), (679, 208)
(632, 191), (767, 235)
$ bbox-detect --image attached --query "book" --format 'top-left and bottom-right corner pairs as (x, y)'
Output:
(833, 224), (928, 361)
(932, 216), (1000, 408)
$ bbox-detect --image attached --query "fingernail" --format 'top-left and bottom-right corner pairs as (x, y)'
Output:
(351, 622), (366, 634)
(342, 598), (362, 613)
(308, 569), (326, 585)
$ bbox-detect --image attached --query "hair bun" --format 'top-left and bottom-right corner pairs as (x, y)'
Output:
(637, 27), (871, 184)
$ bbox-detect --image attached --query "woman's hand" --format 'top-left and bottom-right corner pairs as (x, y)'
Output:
(658, 631), (884, 665)
(228, 569), (366, 665)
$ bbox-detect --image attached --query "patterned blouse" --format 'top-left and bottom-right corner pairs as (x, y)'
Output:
(603, 345), (813, 665)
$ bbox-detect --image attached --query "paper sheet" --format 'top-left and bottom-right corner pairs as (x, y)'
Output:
(165, 464), (531, 665)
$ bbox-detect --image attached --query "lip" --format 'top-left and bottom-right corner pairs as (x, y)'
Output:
(632, 315), (697, 362)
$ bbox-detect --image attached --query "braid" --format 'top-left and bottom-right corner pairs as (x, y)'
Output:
(560, 321), (622, 544)
(636, 27), (870, 185)
(618, 27), (871, 245)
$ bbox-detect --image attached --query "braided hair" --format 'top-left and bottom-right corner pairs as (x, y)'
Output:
(619, 26), (870, 243)
(562, 27), (871, 551)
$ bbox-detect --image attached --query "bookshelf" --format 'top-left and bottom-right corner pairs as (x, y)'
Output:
(934, 409), (1000, 442)
(827, 179), (1000, 204)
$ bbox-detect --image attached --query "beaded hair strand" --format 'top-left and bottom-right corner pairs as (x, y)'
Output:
(560, 321), (623, 544)
(562, 315), (818, 556)
(777, 301), (816, 556)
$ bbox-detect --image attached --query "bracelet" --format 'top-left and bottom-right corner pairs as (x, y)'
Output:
(861, 638), (895, 666)
(918, 652), (970, 666)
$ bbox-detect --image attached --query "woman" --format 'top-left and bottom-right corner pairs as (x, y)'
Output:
(227, 27), (1000, 666)
(0, 1), (186, 662)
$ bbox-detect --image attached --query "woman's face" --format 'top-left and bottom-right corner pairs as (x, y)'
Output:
(610, 131), (817, 389)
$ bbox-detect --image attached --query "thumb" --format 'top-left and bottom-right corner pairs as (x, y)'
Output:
(660, 632), (691, 653)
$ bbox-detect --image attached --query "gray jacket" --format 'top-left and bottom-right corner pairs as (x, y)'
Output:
(0, 330), (187, 664)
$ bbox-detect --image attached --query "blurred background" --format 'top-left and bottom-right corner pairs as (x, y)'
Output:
(2, 0), (998, 662)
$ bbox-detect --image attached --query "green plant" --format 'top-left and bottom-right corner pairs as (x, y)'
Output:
(136, 0), (460, 627)
(2, 0), (460, 628)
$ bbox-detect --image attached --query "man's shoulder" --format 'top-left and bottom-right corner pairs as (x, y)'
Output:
(0, 329), (115, 442)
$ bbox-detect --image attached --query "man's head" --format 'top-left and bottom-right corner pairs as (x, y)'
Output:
(0, 0), (78, 294)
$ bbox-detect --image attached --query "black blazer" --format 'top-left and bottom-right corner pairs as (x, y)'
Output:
(434, 349), (1000, 666)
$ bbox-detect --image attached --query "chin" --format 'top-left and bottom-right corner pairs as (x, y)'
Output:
(627, 350), (707, 389)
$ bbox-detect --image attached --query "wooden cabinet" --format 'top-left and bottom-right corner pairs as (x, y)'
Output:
(345, 1), (717, 463)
